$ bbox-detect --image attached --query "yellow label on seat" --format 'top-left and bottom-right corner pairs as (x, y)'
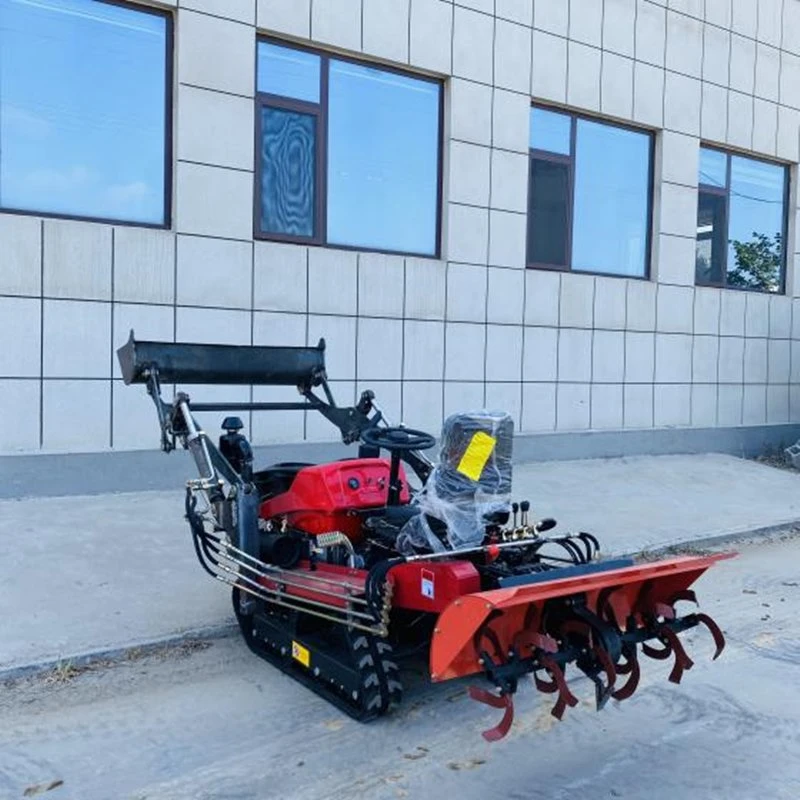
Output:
(291, 640), (310, 668)
(456, 431), (497, 482)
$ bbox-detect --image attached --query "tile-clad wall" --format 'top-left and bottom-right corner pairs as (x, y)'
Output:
(1, 0), (800, 453)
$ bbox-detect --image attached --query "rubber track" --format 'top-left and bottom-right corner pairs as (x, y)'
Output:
(232, 588), (402, 722)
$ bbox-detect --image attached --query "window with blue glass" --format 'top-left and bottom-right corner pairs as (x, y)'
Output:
(256, 40), (442, 257)
(527, 106), (653, 277)
(0, 0), (171, 226)
(696, 146), (788, 293)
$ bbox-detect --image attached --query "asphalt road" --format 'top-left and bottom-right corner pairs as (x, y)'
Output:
(2, 536), (799, 800)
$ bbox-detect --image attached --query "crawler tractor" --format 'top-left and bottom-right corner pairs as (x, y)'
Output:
(118, 332), (730, 741)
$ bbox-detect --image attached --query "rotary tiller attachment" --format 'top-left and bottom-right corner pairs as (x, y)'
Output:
(431, 553), (733, 742)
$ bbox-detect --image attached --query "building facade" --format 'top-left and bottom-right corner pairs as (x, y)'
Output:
(1, 0), (800, 456)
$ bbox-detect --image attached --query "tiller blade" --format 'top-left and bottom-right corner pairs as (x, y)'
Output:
(535, 654), (579, 720)
(467, 686), (515, 742)
(695, 612), (726, 660)
(611, 642), (640, 701)
(430, 553), (733, 741)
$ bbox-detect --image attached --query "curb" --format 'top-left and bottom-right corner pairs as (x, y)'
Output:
(0, 622), (238, 684)
(628, 518), (800, 557)
(3, 520), (799, 685)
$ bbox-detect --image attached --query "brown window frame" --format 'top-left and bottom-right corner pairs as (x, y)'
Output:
(254, 37), (444, 259)
(526, 105), (654, 280)
(696, 144), (789, 295)
(0, 0), (174, 230)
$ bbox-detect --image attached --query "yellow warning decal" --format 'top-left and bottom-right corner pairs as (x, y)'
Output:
(291, 640), (310, 668)
(456, 431), (497, 482)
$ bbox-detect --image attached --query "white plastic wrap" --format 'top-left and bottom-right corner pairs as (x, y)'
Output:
(396, 410), (513, 554)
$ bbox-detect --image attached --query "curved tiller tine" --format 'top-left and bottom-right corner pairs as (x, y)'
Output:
(670, 589), (698, 606)
(474, 621), (505, 666)
(658, 626), (695, 684)
(538, 655), (579, 720)
(591, 643), (618, 710)
(642, 636), (673, 661)
(514, 604), (558, 656)
(654, 601), (676, 621)
(695, 612), (726, 660)
(468, 686), (515, 742)
(515, 629), (559, 656)
(597, 586), (622, 630)
(611, 643), (640, 702)
(534, 669), (558, 694)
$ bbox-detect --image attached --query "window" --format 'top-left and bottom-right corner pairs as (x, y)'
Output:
(696, 146), (788, 293)
(527, 106), (653, 278)
(0, 0), (171, 226)
(255, 40), (442, 257)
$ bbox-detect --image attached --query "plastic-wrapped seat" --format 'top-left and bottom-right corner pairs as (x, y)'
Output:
(397, 410), (513, 553)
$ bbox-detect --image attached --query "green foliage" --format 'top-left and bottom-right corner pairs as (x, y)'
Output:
(729, 231), (782, 292)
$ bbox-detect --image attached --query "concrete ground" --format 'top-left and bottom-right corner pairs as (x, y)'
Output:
(1, 452), (799, 674)
(1, 535), (798, 800)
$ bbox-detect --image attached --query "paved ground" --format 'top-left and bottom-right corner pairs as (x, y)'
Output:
(1, 453), (799, 673)
(1, 536), (798, 800)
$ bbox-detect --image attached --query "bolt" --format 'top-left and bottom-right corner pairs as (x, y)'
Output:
(314, 667), (320, 677)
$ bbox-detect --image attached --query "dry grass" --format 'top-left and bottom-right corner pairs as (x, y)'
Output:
(753, 445), (797, 473)
(19, 639), (213, 690)
(41, 660), (88, 686)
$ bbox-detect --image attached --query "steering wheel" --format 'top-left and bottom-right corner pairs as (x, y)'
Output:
(361, 425), (436, 453)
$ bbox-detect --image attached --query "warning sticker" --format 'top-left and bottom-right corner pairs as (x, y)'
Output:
(291, 640), (310, 668)
(456, 431), (497, 481)
(421, 569), (435, 600)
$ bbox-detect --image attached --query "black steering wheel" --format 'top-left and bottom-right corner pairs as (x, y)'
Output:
(361, 425), (436, 453)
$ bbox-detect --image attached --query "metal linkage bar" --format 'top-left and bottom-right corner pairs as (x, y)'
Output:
(190, 402), (315, 412)
(217, 539), (371, 608)
(186, 498), (388, 633)
(197, 534), (387, 634)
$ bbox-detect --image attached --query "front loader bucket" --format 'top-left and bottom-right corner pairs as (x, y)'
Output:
(430, 552), (733, 741)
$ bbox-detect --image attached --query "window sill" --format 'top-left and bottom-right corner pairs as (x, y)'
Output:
(527, 262), (650, 281)
(695, 280), (785, 295)
(254, 231), (441, 261)
(0, 205), (170, 231)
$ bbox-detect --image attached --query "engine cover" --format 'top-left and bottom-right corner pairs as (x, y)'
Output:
(259, 458), (410, 540)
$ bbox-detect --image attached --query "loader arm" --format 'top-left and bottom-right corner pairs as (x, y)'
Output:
(117, 330), (434, 483)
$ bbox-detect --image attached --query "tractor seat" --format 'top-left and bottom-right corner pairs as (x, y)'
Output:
(253, 462), (313, 500)
(380, 504), (420, 529)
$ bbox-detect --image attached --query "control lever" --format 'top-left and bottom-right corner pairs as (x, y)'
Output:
(535, 518), (557, 534)
(511, 502), (519, 528)
(356, 390), (376, 416)
(520, 500), (530, 527)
